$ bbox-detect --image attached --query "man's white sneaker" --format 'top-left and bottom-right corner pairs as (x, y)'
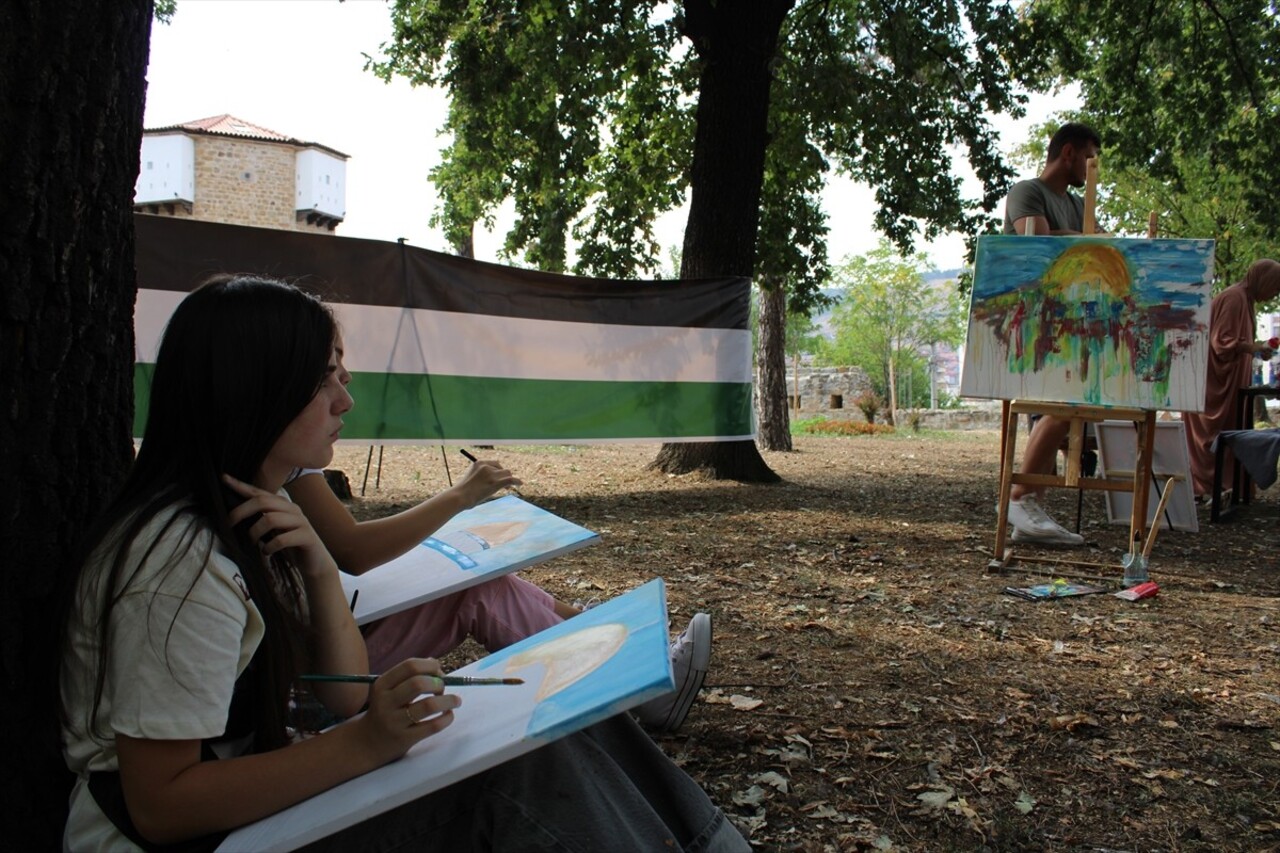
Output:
(1010, 524), (1085, 546)
(1005, 495), (1084, 546)
(634, 613), (711, 734)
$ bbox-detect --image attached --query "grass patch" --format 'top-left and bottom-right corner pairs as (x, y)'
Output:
(792, 417), (896, 436)
(791, 417), (996, 442)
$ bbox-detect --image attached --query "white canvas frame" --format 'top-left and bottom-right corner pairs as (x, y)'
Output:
(1096, 419), (1198, 533)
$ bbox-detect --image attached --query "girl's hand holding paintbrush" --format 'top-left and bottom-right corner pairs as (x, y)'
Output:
(350, 658), (463, 761)
(457, 449), (523, 502)
(315, 659), (525, 761)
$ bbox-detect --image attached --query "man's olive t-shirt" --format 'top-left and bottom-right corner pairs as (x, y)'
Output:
(1002, 178), (1084, 234)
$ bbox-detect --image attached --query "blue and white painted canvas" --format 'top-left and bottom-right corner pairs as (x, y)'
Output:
(342, 495), (599, 625)
(221, 580), (673, 852)
(960, 236), (1215, 411)
(471, 577), (673, 741)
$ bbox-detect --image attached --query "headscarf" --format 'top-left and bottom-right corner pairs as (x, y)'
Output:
(1243, 259), (1280, 304)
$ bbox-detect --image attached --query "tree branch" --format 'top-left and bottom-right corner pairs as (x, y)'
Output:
(1199, 0), (1264, 107)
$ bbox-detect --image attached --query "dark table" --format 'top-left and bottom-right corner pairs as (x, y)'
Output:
(1211, 384), (1280, 522)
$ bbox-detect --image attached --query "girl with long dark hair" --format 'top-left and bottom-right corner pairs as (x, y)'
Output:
(60, 276), (746, 851)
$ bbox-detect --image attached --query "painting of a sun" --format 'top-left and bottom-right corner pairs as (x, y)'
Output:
(960, 236), (1214, 411)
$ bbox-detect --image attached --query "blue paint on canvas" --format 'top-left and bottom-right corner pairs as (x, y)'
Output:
(474, 578), (673, 741)
(971, 237), (1213, 304)
(419, 494), (589, 573)
(219, 579), (672, 852)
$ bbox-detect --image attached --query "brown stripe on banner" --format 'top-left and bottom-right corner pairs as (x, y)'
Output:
(134, 214), (748, 329)
(403, 245), (750, 329)
(135, 214), (404, 304)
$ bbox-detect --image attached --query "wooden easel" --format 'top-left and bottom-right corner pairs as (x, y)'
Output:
(991, 158), (1161, 574)
(992, 402), (1157, 570)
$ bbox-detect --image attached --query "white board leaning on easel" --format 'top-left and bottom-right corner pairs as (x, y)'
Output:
(1096, 419), (1199, 532)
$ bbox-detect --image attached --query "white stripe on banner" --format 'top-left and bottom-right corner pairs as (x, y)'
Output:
(136, 290), (752, 385)
(134, 289), (186, 361)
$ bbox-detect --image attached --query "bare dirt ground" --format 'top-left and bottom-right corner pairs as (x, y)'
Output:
(328, 432), (1280, 852)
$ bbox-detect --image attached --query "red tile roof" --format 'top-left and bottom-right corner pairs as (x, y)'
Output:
(144, 114), (349, 159)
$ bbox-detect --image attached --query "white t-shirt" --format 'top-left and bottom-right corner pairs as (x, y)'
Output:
(60, 506), (265, 851)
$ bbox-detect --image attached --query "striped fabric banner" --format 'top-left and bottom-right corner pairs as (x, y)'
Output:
(133, 216), (753, 443)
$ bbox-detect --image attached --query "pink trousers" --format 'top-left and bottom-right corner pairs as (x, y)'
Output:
(362, 574), (563, 672)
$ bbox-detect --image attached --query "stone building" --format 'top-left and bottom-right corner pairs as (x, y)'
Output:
(784, 365), (1002, 429)
(133, 114), (347, 233)
(785, 366), (873, 416)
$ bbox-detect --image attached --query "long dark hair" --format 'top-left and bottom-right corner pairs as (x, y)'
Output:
(63, 274), (336, 752)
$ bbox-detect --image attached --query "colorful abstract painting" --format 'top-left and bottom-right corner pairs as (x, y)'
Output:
(961, 236), (1215, 411)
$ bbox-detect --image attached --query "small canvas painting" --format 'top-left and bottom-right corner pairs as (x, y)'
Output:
(220, 579), (674, 852)
(343, 495), (599, 625)
(961, 236), (1214, 411)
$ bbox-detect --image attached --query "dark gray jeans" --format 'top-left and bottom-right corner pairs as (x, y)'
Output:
(301, 714), (749, 852)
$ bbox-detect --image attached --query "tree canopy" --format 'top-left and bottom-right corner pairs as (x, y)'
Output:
(371, 0), (1031, 292)
(1021, 0), (1280, 275)
(1104, 153), (1273, 286)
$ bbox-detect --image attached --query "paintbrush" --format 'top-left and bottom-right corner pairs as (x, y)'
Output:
(300, 673), (524, 686)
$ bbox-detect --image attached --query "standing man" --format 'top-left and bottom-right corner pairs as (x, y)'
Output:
(1000, 122), (1103, 545)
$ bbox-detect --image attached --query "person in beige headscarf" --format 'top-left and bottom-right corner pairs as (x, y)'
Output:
(1183, 259), (1280, 495)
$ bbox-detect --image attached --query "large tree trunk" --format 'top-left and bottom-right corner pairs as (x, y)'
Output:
(652, 0), (793, 482)
(755, 282), (792, 451)
(0, 0), (151, 845)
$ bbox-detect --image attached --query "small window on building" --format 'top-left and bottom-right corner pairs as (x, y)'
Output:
(830, 394), (843, 409)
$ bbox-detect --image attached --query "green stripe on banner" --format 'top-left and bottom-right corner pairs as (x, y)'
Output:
(134, 363), (155, 438)
(342, 372), (753, 441)
(135, 365), (753, 441)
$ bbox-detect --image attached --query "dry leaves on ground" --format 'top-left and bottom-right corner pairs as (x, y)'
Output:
(331, 432), (1280, 852)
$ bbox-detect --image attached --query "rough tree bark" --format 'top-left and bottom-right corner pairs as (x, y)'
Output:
(649, 0), (793, 482)
(755, 282), (792, 451)
(0, 0), (152, 844)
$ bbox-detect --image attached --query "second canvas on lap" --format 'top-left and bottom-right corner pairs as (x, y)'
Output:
(342, 494), (599, 625)
(961, 236), (1215, 411)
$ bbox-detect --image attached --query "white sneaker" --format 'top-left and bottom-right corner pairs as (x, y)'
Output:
(634, 613), (711, 733)
(1005, 495), (1084, 546)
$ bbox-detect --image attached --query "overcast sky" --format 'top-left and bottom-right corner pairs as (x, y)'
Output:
(144, 0), (1072, 272)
